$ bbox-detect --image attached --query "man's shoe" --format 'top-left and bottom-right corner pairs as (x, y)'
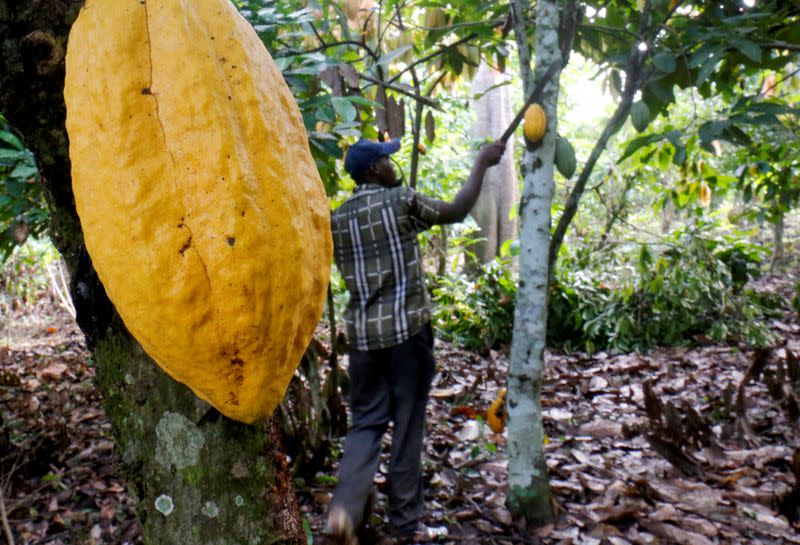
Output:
(325, 506), (358, 545)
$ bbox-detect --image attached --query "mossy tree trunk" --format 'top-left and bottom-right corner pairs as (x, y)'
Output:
(0, 2), (304, 543)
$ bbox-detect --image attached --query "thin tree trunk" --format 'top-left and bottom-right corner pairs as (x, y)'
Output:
(546, 3), (653, 272)
(0, 3), (303, 543)
(548, 92), (636, 269)
(772, 214), (785, 270)
(507, 0), (561, 527)
(437, 225), (448, 277)
(409, 98), (424, 189)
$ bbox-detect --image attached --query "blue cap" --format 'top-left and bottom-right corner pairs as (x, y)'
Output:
(344, 138), (401, 178)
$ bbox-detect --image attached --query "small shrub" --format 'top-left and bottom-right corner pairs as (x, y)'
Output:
(0, 115), (48, 260)
(430, 258), (516, 352)
(548, 222), (775, 352)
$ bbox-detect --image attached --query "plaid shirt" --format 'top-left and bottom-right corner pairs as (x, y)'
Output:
(331, 183), (446, 351)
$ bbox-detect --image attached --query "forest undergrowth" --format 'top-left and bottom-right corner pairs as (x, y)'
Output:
(1, 264), (799, 545)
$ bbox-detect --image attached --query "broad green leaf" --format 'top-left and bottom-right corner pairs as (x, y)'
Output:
(618, 133), (664, 163)
(0, 130), (23, 150)
(664, 130), (682, 149)
(688, 44), (719, 69)
(0, 149), (24, 163)
(698, 120), (729, 144)
(731, 38), (762, 63)
(330, 96), (357, 122)
(284, 66), (326, 76)
(341, 95), (383, 109)
(652, 52), (676, 74)
(310, 137), (343, 159)
(746, 102), (795, 115)
(673, 145), (687, 166)
(696, 56), (719, 86)
(377, 45), (413, 66)
(10, 162), (38, 180)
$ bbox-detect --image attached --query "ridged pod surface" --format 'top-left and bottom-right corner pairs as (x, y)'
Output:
(64, 0), (332, 423)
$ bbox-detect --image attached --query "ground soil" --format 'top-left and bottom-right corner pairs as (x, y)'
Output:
(1, 267), (798, 545)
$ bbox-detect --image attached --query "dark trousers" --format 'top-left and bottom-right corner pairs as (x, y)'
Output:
(331, 324), (436, 536)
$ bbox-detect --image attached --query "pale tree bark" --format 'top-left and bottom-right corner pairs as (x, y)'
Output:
(506, 0), (563, 527)
(467, 61), (519, 268)
(0, 2), (303, 543)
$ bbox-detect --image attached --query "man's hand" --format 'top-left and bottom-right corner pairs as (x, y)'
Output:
(478, 140), (507, 167)
(437, 140), (507, 224)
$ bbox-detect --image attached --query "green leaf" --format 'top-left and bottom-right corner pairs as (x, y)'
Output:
(0, 130), (23, 150)
(746, 102), (793, 115)
(618, 133), (663, 163)
(672, 145), (687, 166)
(377, 45), (413, 66)
(10, 162), (38, 180)
(310, 137), (343, 159)
(698, 120), (729, 144)
(696, 56), (719, 86)
(0, 148), (24, 163)
(330, 96), (357, 122)
(664, 130), (682, 149)
(652, 52), (676, 74)
(332, 124), (361, 138)
(731, 38), (762, 63)
(341, 95), (383, 110)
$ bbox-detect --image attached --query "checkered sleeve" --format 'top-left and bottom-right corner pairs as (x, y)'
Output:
(404, 188), (446, 232)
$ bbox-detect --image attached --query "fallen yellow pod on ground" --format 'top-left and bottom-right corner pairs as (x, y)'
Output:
(487, 388), (508, 433)
(65, 0), (332, 424)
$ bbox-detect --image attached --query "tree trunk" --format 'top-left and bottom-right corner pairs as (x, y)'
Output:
(467, 61), (519, 269)
(506, 0), (561, 527)
(772, 214), (785, 270)
(0, 2), (303, 543)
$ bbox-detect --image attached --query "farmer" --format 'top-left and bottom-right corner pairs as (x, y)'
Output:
(326, 137), (506, 545)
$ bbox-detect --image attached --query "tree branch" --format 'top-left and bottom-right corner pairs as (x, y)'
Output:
(386, 32), (477, 86)
(548, 2), (655, 270)
(358, 72), (443, 110)
(276, 39), (380, 62)
(393, 3), (424, 187)
(511, 0), (533, 93)
(763, 41), (800, 52)
(0, 486), (13, 545)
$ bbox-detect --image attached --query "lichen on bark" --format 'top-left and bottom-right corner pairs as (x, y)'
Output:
(155, 412), (206, 470)
(507, 0), (563, 528)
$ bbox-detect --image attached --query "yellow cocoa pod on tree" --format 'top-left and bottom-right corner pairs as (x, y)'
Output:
(64, 0), (332, 424)
(523, 103), (547, 143)
(487, 388), (508, 434)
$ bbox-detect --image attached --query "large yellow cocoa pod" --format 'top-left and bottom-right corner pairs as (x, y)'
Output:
(523, 103), (547, 143)
(64, 0), (332, 424)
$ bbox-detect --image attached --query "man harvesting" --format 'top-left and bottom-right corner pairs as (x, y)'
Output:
(327, 137), (506, 545)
